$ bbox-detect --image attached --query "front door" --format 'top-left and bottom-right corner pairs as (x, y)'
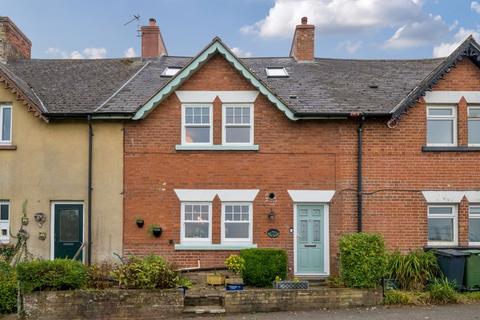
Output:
(296, 204), (325, 274)
(53, 203), (83, 260)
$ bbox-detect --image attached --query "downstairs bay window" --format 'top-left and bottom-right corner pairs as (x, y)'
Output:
(181, 203), (211, 245)
(427, 205), (457, 246)
(469, 205), (480, 245)
(221, 203), (252, 245)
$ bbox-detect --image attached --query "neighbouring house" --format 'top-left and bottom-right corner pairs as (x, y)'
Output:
(2, 16), (480, 277)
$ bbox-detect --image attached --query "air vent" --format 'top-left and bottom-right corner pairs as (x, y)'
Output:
(266, 67), (289, 78)
(161, 67), (182, 77)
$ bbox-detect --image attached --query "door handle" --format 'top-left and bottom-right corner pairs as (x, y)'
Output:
(304, 244), (316, 248)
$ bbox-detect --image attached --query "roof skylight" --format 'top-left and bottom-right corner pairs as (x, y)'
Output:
(266, 67), (289, 78)
(162, 67), (182, 77)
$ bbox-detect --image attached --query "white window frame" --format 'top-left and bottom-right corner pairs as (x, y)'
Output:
(0, 201), (10, 244)
(0, 104), (12, 145)
(469, 205), (480, 246)
(468, 106), (480, 147)
(221, 202), (253, 245)
(427, 204), (458, 246)
(180, 202), (212, 245)
(426, 105), (457, 147)
(222, 104), (254, 146)
(181, 104), (213, 146)
(265, 67), (289, 78)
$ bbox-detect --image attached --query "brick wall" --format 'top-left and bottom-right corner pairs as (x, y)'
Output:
(124, 54), (480, 274)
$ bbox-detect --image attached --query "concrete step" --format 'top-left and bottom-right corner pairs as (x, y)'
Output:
(184, 294), (223, 306)
(183, 305), (226, 314)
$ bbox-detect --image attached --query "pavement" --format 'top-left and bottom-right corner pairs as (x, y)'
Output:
(192, 304), (480, 320)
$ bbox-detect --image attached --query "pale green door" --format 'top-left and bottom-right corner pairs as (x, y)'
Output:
(296, 205), (325, 274)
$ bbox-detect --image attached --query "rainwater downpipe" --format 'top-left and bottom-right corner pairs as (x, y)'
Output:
(87, 115), (93, 265)
(357, 115), (365, 233)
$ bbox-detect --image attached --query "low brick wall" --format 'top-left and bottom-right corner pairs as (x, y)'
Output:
(224, 287), (382, 313)
(22, 289), (183, 320)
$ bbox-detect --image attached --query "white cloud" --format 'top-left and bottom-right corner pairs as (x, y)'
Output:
(472, 1), (480, 14)
(230, 47), (253, 57)
(240, 0), (424, 38)
(45, 47), (107, 59)
(124, 47), (136, 58)
(432, 27), (480, 57)
(338, 41), (362, 54)
(383, 14), (449, 49)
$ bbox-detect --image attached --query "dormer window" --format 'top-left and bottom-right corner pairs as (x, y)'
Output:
(162, 67), (182, 77)
(265, 67), (288, 78)
(0, 104), (12, 145)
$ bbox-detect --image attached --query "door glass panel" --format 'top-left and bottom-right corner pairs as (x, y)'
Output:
(59, 209), (80, 242)
(300, 220), (308, 241)
(313, 220), (321, 241)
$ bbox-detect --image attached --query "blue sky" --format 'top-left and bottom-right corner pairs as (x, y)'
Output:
(2, 0), (480, 59)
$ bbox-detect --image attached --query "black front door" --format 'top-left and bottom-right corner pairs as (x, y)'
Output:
(54, 203), (83, 260)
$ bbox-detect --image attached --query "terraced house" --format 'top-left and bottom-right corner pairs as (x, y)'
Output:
(2, 16), (480, 277)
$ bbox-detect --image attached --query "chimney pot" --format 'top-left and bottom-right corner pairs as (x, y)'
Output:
(289, 16), (315, 62)
(141, 17), (167, 58)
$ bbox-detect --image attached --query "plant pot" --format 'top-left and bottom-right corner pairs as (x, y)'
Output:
(207, 274), (225, 286)
(152, 227), (162, 237)
(225, 276), (244, 285)
(136, 220), (144, 228)
(273, 280), (309, 290)
(383, 278), (400, 291)
(226, 283), (244, 291)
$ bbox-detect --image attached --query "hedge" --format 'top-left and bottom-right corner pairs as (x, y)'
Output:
(240, 248), (287, 287)
(16, 259), (87, 292)
(0, 262), (17, 314)
(339, 233), (386, 288)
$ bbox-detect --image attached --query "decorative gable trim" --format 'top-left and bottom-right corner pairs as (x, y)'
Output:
(175, 91), (259, 103)
(133, 38), (298, 121)
(389, 36), (480, 125)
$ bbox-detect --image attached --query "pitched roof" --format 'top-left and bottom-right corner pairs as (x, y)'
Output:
(2, 36), (480, 121)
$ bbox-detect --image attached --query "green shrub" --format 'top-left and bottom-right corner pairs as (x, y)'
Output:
(386, 250), (439, 290)
(0, 245), (15, 264)
(339, 233), (386, 288)
(112, 255), (188, 289)
(16, 259), (87, 292)
(384, 290), (412, 305)
(429, 278), (458, 304)
(240, 248), (287, 287)
(225, 255), (245, 275)
(86, 261), (116, 289)
(0, 262), (17, 314)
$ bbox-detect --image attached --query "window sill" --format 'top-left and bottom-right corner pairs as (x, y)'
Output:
(422, 146), (480, 152)
(0, 145), (17, 150)
(175, 244), (257, 251)
(175, 145), (259, 151)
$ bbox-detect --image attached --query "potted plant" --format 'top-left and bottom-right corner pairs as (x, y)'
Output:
(206, 272), (225, 286)
(224, 254), (245, 291)
(135, 217), (145, 228)
(148, 224), (162, 237)
(273, 276), (309, 290)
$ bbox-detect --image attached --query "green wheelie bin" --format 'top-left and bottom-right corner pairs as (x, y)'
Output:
(464, 250), (480, 290)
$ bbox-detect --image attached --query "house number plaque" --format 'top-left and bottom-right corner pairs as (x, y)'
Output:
(266, 228), (280, 238)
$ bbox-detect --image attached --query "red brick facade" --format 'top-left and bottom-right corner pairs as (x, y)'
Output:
(123, 54), (480, 274)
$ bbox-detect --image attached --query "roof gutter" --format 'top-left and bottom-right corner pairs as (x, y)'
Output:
(293, 112), (390, 119)
(44, 113), (133, 120)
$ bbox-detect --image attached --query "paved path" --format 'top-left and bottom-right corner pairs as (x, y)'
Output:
(193, 304), (480, 320)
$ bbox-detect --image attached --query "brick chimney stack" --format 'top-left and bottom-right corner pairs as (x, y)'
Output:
(141, 18), (167, 58)
(289, 17), (315, 62)
(0, 17), (31, 63)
